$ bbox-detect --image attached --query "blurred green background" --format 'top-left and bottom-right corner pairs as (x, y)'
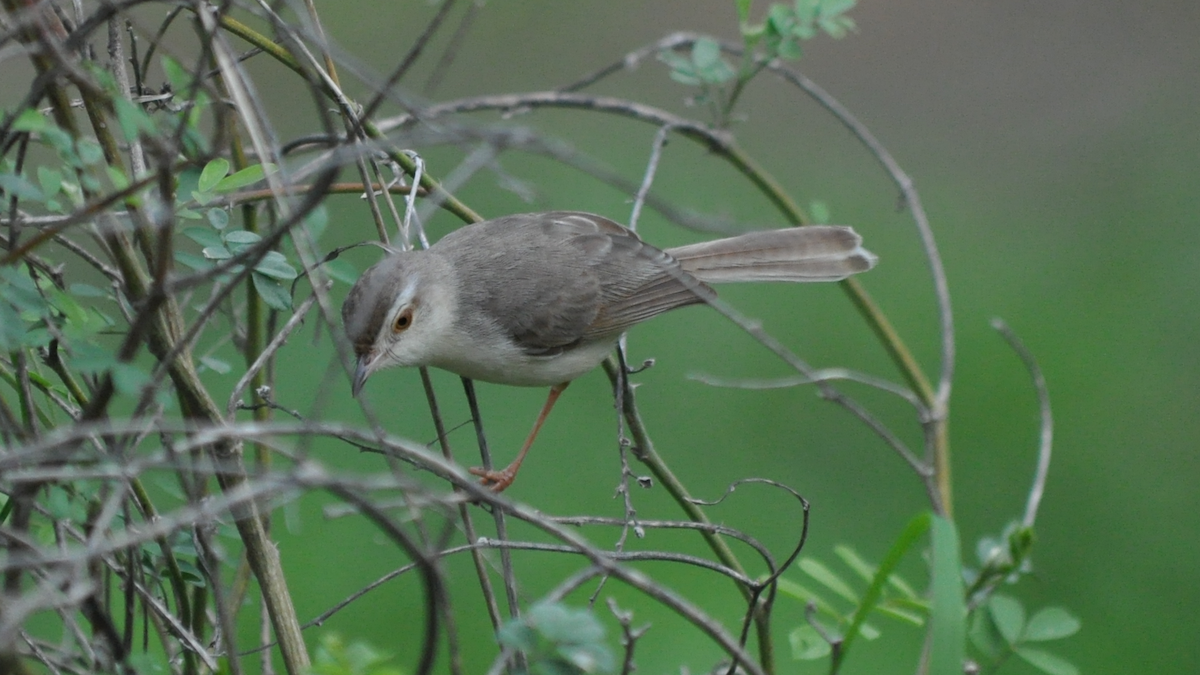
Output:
(268, 1), (1199, 673)
(11, 0), (1198, 672)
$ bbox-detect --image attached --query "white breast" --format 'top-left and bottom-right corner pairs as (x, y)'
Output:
(431, 333), (619, 387)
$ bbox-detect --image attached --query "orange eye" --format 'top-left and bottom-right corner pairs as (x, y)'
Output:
(393, 308), (413, 333)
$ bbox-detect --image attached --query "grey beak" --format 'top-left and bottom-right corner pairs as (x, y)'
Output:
(352, 354), (372, 397)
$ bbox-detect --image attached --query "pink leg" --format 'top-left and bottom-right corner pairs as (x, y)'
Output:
(471, 382), (569, 492)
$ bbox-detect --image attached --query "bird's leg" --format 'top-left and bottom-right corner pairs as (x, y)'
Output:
(471, 382), (570, 492)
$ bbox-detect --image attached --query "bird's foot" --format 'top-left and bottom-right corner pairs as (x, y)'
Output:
(469, 465), (517, 492)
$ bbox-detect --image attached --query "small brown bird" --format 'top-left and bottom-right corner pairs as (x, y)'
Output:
(342, 211), (876, 490)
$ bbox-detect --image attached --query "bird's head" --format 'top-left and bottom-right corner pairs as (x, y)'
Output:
(341, 252), (457, 396)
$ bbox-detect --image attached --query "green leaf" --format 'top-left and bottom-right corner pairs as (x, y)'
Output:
(659, 50), (701, 86)
(106, 165), (130, 191)
(11, 108), (48, 133)
(1016, 647), (1079, 675)
(174, 251), (213, 271)
(691, 37), (736, 84)
(496, 621), (538, 652)
(1024, 607), (1080, 642)
(213, 163), (276, 193)
(76, 139), (104, 165)
(181, 227), (224, 249)
(0, 173), (45, 201)
(37, 166), (63, 199)
(529, 603), (605, 645)
(252, 273), (292, 311)
(254, 251), (298, 280)
(0, 302), (27, 351)
(775, 577), (839, 615)
(223, 229), (262, 245)
(929, 515), (966, 675)
(71, 342), (120, 373)
(788, 625), (832, 660)
(833, 544), (875, 582)
(799, 557), (858, 604)
(113, 97), (157, 142)
(206, 207), (229, 229)
(198, 158), (230, 193)
(201, 245), (232, 260)
(323, 258), (359, 285)
(988, 595), (1026, 645)
(969, 606), (1004, 659)
(161, 55), (193, 94)
(302, 205), (329, 241)
(836, 513), (931, 667)
(199, 356), (232, 374)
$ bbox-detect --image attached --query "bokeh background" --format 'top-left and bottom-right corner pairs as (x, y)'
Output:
(9, 0), (1197, 673)
(272, 1), (1200, 673)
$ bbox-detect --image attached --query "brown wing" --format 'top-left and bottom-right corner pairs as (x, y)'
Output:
(436, 212), (712, 355)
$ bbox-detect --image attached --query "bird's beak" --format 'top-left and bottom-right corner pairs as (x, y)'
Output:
(352, 353), (374, 397)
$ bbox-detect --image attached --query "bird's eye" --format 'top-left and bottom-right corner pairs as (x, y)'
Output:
(393, 308), (413, 333)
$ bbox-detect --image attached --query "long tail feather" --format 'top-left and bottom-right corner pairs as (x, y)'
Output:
(666, 226), (877, 283)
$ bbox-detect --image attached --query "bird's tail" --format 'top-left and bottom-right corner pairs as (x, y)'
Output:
(666, 225), (877, 283)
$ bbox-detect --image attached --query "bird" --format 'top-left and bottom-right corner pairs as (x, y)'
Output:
(342, 211), (877, 490)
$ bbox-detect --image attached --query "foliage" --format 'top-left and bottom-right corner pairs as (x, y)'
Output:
(0, 0), (1074, 674)
(496, 603), (615, 675)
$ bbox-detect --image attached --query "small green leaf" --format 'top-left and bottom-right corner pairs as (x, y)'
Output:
(691, 37), (736, 84)
(199, 356), (232, 374)
(106, 165), (130, 191)
(988, 595), (1026, 646)
(174, 251), (212, 271)
(252, 273), (292, 311)
(323, 258), (359, 285)
(76, 139), (104, 165)
(302, 205), (329, 241)
(969, 606), (1004, 659)
(788, 625), (832, 660)
(161, 55), (193, 94)
(174, 559), (207, 587)
(198, 158), (230, 193)
(113, 97), (157, 142)
(71, 342), (119, 373)
(181, 227), (224, 249)
(206, 207), (229, 229)
(529, 603), (605, 644)
(659, 50), (701, 86)
(692, 37), (723, 69)
(496, 621), (538, 652)
(1016, 647), (1079, 675)
(0, 303), (27, 351)
(0, 173), (45, 201)
(254, 251), (298, 280)
(799, 557), (858, 604)
(834, 544), (875, 582)
(839, 513), (931, 662)
(223, 229), (262, 245)
(202, 245), (232, 260)
(1024, 607), (1080, 642)
(213, 163), (275, 193)
(11, 108), (48, 133)
(37, 167), (63, 199)
(776, 578), (838, 615)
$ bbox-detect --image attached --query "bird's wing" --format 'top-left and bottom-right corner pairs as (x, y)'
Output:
(439, 212), (711, 355)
